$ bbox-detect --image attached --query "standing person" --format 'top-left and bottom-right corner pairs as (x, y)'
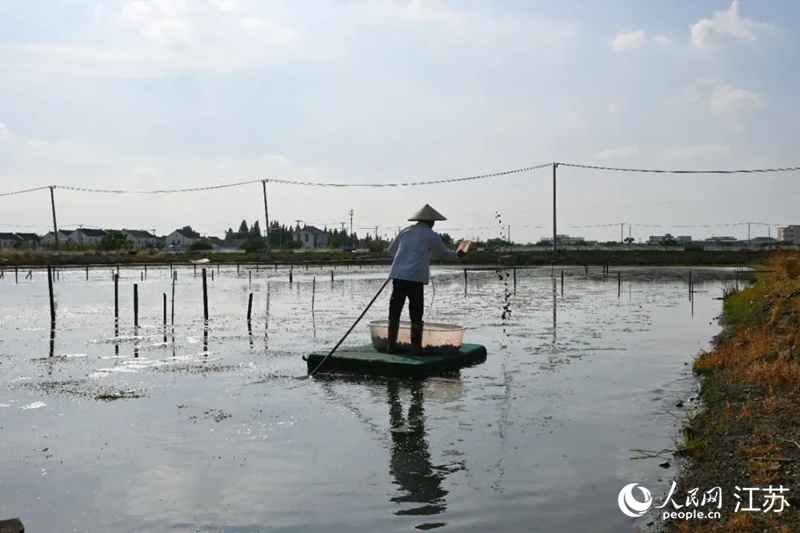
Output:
(386, 204), (466, 356)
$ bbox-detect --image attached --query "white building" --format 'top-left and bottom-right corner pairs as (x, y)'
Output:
(293, 226), (329, 249)
(166, 229), (200, 249)
(41, 229), (73, 246)
(122, 229), (157, 249)
(778, 226), (800, 245)
(69, 228), (108, 246)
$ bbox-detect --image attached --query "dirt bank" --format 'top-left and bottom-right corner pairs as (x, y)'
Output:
(665, 252), (800, 532)
(0, 248), (779, 268)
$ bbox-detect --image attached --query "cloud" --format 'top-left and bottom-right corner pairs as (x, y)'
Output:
(610, 30), (648, 51)
(608, 102), (622, 114)
(27, 140), (51, 148)
(690, 0), (774, 50)
(0, 122), (8, 139)
(595, 147), (639, 160)
(653, 35), (669, 46)
(709, 85), (762, 113)
(664, 145), (730, 161)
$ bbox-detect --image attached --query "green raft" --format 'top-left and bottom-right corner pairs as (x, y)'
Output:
(306, 344), (487, 378)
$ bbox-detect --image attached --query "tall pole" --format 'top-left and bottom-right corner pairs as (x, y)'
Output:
(262, 180), (271, 253)
(49, 186), (60, 252)
(620, 222), (624, 243)
(748, 222), (751, 244)
(552, 163), (558, 252)
(349, 209), (354, 250)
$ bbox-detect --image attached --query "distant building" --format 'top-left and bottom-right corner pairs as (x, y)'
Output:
(41, 229), (73, 246)
(750, 236), (778, 245)
(15, 233), (41, 249)
(704, 236), (739, 245)
(778, 226), (800, 245)
(293, 226), (329, 249)
(647, 234), (692, 244)
(538, 234), (585, 245)
(205, 237), (226, 248)
(0, 232), (22, 249)
(166, 229), (200, 249)
(122, 229), (157, 249)
(69, 228), (109, 246)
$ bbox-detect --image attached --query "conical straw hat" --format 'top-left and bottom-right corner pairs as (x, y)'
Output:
(408, 204), (447, 221)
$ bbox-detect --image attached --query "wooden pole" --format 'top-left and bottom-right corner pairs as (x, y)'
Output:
(464, 268), (468, 295)
(289, 267), (293, 284)
(331, 270), (334, 283)
(114, 273), (119, 321)
(561, 270), (564, 294)
(262, 180), (271, 253)
(513, 268), (517, 295)
(312, 276), (316, 312)
(15, 267), (18, 284)
(163, 293), (167, 327)
(47, 266), (56, 325)
(552, 163), (558, 252)
(202, 268), (208, 322)
(247, 292), (254, 322)
(86, 265), (89, 280)
(171, 271), (176, 326)
(134, 283), (139, 327)
(249, 271), (252, 284)
(617, 272), (622, 295)
(194, 264), (197, 277)
(141, 271), (144, 281)
(50, 186), (60, 252)
(145, 264), (147, 279)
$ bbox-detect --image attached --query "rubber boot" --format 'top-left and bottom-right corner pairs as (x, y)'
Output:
(410, 322), (424, 357)
(386, 319), (400, 354)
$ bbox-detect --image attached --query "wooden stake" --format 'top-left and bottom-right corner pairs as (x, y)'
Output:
(464, 268), (468, 295)
(86, 265), (89, 280)
(15, 267), (18, 284)
(513, 268), (517, 295)
(202, 268), (208, 322)
(312, 276), (316, 312)
(134, 283), (139, 327)
(247, 293), (253, 322)
(47, 266), (55, 325)
(163, 293), (167, 327)
(171, 272), (176, 326)
(289, 267), (293, 284)
(331, 270), (334, 283)
(114, 273), (119, 321)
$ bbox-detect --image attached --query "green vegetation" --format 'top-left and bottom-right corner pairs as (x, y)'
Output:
(99, 231), (133, 251)
(188, 240), (213, 251)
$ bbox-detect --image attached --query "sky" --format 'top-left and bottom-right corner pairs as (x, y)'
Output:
(1, 0), (799, 243)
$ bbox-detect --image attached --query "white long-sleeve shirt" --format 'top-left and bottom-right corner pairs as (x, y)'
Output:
(388, 222), (458, 284)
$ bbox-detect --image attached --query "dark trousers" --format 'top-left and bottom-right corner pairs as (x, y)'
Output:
(389, 279), (424, 323)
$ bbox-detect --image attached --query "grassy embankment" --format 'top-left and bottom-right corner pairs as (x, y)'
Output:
(666, 253), (800, 532)
(0, 248), (779, 267)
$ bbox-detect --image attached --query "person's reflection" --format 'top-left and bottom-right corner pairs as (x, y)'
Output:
(387, 379), (447, 516)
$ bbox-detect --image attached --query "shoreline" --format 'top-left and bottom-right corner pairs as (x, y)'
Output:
(0, 249), (779, 268)
(663, 252), (800, 532)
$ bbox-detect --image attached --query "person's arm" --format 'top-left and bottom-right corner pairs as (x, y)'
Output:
(428, 231), (459, 259)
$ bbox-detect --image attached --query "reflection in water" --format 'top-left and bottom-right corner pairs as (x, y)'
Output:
(134, 326), (139, 358)
(203, 322), (209, 356)
(49, 325), (56, 359)
(114, 319), (119, 356)
(387, 380), (447, 518)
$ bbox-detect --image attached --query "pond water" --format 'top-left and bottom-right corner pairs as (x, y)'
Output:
(0, 265), (748, 532)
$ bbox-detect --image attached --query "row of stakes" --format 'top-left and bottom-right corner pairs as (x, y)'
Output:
(27, 264), (707, 331)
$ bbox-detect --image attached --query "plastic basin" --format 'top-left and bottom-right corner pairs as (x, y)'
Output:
(368, 320), (466, 355)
